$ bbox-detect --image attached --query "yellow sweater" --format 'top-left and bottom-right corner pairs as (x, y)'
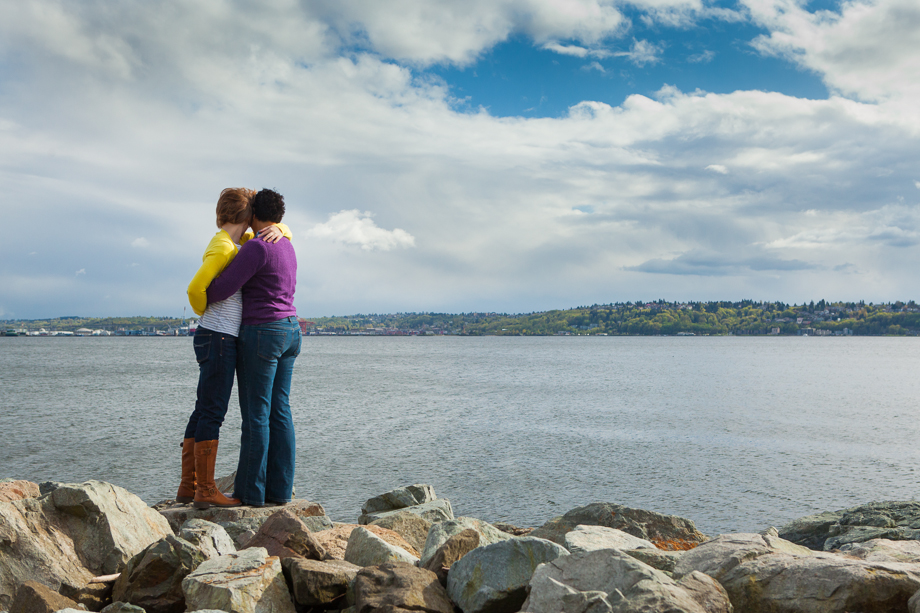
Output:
(187, 224), (291, 316)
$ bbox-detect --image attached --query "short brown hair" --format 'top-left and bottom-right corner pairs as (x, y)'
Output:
(215, 188), (254, 227)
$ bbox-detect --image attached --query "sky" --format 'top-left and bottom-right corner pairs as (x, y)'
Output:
(1, 0), (919, 319)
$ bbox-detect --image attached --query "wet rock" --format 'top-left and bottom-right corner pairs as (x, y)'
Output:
(241, 509), (326, 561)
(178, 520), (236, 560)
(181, 547), (294, 613)
(0, 480), (172, 610)
(523, 549), (726, 613)
(350, 562), (453, 613)
(313, 524), (419, 561)
(563, 524), (657, 554)
(360, 485), (437, 516)
(446, 537), (569, 613)
(368, 511), (431, 553)
(8, 581), (82, 613)
(344, 527), (419, 567)
(111, 534), (207, 613)
(158, 500), (325, 534)
(282, 558), (360, 609)
(531, 502), (707, 551)
(420, 529), (479, 585)
(359, 499), (453, 526)
(718, 551), (920, 613)
(419, 517), (513, 567)
(0, 481), (40, 504)
(59, 580), (113, 612)
(779, 501), (920, 551)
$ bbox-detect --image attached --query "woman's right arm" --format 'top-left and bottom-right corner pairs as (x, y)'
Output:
(187, 241), (234, 316)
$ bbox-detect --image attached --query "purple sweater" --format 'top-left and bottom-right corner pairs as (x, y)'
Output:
(207, 236), (297, 325)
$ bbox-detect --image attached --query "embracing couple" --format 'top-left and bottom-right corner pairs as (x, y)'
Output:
(176, 187), (301, 509)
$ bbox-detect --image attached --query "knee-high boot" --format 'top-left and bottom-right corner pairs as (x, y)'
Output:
(193, 440), (241, 509)
(176, 438), (196, 503)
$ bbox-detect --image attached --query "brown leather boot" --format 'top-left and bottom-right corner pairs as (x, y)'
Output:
(176, 438), (196, 503)
(193, 440), (241, 509)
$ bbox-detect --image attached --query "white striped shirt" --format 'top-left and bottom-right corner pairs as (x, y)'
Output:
(197, 242), (244, 337)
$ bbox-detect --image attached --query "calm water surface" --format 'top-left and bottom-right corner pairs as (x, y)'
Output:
(1, 335), (918, 536)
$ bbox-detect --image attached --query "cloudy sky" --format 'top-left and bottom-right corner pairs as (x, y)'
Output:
(1, 0), (918, 319)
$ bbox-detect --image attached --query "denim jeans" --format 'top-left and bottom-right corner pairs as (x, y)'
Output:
(184, 326), (237, 442)
(234, 316), (301, 506)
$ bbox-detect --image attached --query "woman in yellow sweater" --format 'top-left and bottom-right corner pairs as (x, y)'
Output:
(177, 187), (291, 509)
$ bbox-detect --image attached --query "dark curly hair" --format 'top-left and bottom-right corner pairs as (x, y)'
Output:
(251, 189), (285, 223)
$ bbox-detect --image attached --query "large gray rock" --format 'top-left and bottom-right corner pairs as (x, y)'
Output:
(623, 548), (684, 575)
(101, 602), (147, 613)
(368, 510), (432, 553)
(181, 548), (294, 613)
(838, 538), (920, 563)
(0, 481), (40, 504)
(158, 500), (325, 534)
(522, 549), (728, 613)
(0, 480), (173, 610)
(531, 503), (707, 551)
(672, 533), (812, 580)
(282, 558), (360, 608)
(241, 509), (326, 561)
(421, 529), (480, 585)
(563, 524), (657, 554)
(178, 520), (236, 560)
(717, 551), (920, 613)
(344, 526), (419, 567)
(8, 580), (82, 613)
(350, 562), (453, 613)
(359, 499), (453, 526)
(420, 517), (513, 566)
(446, 537), (569, 613)
(361, 485), (437, 515)
(112, 534), (208, 613)
(779, 501), (920, 551)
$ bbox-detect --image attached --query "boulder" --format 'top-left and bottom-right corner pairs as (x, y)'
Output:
(672, 533), (812, 580)
(241, 509), (326, 560)
(368, 511), (431, 553)
(361, 485), (437, 515)
(350, 562), (453, 613)
(717, 551), (920, 613)
(523, 549), (728, 613)
(838, 538), (920, 563)
(111, 534), (207, 613)
(282, 558), (360, 608)
(0, 480), (172, 610)
(178, 520), (236, 560)
(622, 548), (683, 575)
(59, 580), (113, 611)
(419, 517), (513, 567)
(100, 603), (146, 613)
(779, 501), (920, 551)
(531, 502), (706, 551)
(157, 500), (324, 534)
(420, 529), (479, 585)
(181, 548), (294, 613)
(563, 524), (657, 554)
(446, 537), (569, 613)
(301, 516), (335, 533)
(0, 481), (40, 504)
(8, 581), (82, 613)
(313, 524), (419, 561)
(359, 499), (454, 526)
(491, 522), (533, 536)
(344, 527), (419, 567)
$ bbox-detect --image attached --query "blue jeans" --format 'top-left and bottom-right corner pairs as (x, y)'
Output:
(184, 327), (237, 442)
(234, 317), (301, 506)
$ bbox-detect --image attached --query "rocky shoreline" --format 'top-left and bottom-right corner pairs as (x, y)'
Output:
(3, 477), (920, 613)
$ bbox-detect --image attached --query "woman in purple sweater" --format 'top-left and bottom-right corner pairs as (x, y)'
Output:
(207, 189), (301, 507)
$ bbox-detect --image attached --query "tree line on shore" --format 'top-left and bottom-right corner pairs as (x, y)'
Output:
(4, 300), (919, 336)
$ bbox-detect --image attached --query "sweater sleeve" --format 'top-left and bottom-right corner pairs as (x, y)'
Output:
(240, 223), (292, 245)
(187, 234), (235, 316)
(207, 240), (265, 304)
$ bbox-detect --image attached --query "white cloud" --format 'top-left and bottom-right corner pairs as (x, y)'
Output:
(75, 269), (86, 276)
(131, 237), (149, 248)
(746, 0), (920, 104)
(687, 50), (715, 63)
(614, 39), (664, 66)
(543, 42), (611, 59)
(306, 210), (416, 251)
(706, 164), (728, 174)
(915, 181), (920, 189)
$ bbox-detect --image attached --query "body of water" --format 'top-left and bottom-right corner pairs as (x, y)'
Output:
(1, 335), (918, 536)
